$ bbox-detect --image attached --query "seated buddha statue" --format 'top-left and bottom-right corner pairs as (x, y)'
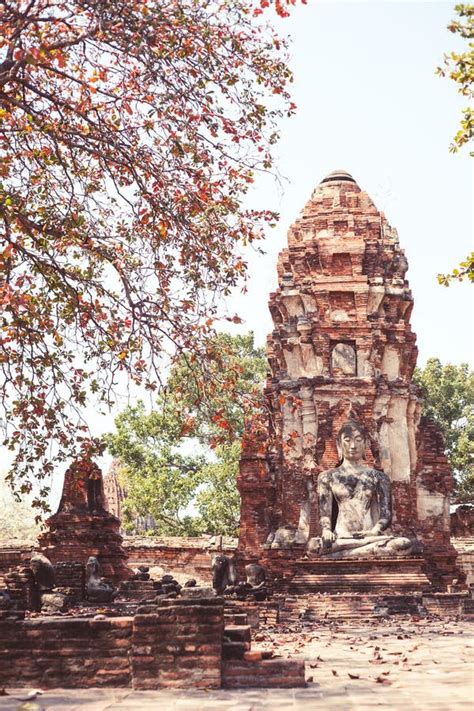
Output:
(308, 420), (420, 559)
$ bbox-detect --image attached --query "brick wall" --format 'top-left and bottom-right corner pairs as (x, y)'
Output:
(124, 537), (236, 582)
(0, 546), (33, 580)
(0, 598), (225, 690)
(0, 617), (133, 688)
(132, 598), (224, 689)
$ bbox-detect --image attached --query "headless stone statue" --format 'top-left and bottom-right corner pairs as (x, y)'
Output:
(211, 553), (236, 595)
(245, 563), (266, 588)
(30, 553), (56, 591)
(0, 589), (12, 610)
(308, 420), (420, 559)
(85, 556), (118, 603)
(243, 563), (267, 600)
(30, 553), (68, 612)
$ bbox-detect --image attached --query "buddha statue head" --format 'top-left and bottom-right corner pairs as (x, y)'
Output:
(336, 420), (368, 465)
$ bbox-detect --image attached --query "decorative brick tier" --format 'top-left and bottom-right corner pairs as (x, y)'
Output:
(279, 591), (473, 622)
(286, 558), (431, 595)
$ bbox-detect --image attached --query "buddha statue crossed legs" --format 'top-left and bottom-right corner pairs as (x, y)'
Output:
(308, 420), (420, 559)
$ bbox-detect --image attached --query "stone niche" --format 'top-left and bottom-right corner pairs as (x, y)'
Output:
(237, 170), (457, 589)
(331, 342), (357, 376)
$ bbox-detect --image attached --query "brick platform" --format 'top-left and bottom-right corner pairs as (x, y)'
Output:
(286, 558), (431, 595)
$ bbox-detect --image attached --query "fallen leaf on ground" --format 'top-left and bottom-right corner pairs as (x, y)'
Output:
(348, 672), (360, 679)
(331, 669), (338, 676)
(375, 674), (392, 685)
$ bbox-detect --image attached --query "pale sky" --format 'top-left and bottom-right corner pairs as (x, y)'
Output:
(2, 1), (473, 509)
(233, 0), (473, 368)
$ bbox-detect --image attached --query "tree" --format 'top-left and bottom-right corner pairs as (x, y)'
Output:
(438, 251), (474, 287)
(0, 0), (293, 509)
(436, 3), (474, 155)
(104, 401), (207, 535)
(166, 331), (268, 443)
(104, 332), (266, 535)
(191, 443), (242, 537)
(413, 358), (474, 503)
(436, 4), (473, 287)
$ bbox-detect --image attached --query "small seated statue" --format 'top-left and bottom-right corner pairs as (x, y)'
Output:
(211, 553), (236, 595)
(85, 556), (118, 603)
(0, 589), (12, 610)
(30, 553), (68, 613)
(30, 553), (56, 592)
(308, 420), (420, 559)
(242, 563), (267, 601)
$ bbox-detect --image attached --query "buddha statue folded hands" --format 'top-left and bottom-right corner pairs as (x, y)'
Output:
(307, 420), (421, 559)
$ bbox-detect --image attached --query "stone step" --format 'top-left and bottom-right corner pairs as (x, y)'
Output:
(222, 640), (250, 660)
(222, 658), (306, 688)
(281, 591), (474, 621)
(223, 624), (251, 644)
(224, 612), (249, 626)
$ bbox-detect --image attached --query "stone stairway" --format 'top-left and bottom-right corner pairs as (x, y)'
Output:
(224, 611), (249, 626)
(222, 624), (251, 660)
(222, 612), (305, 688)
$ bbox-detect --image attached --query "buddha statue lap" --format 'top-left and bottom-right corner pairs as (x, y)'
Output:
(307, 420), (420, 559)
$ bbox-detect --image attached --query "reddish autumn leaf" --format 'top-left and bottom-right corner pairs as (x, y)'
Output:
(0, 0), (294, 509)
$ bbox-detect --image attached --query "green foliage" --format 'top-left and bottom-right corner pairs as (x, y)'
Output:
(413, 358), (474, 502)
(104, 332), (266, 535)
(438, 251), (474, 286)
(167, 331), (268, 442)
(436, 6), (473, 288)
(104, 402), (207, 535)
(192, 443), (242, 537)
(436, 3), (474, 155)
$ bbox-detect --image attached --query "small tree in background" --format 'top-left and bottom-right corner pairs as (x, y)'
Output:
(414, 358), (474, 503)
(104, 332), (266, 535)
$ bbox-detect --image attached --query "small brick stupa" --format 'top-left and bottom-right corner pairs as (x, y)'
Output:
(237, 170), (457, 589)
(39, 459), (132, 583)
